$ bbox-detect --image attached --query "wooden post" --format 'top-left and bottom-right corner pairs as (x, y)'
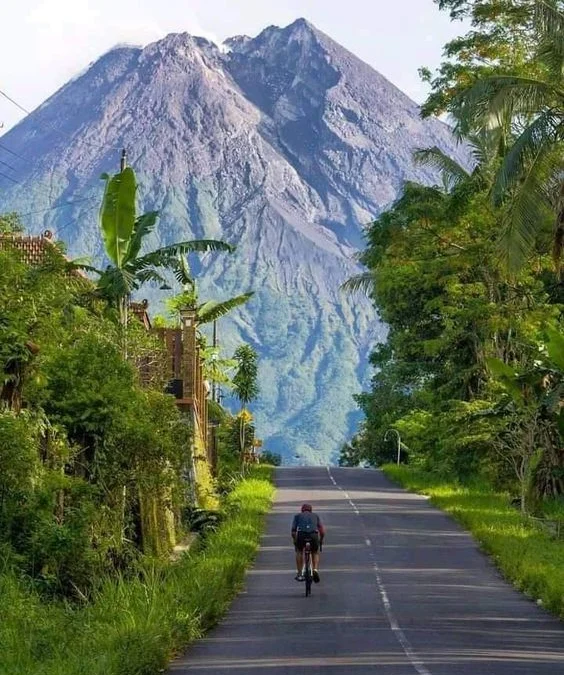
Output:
(180, 308), (197, 401)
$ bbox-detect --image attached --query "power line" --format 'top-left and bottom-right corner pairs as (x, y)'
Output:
(0, 170), (18, 184)
(0, 88), (30, 115)
(0, 139), (102, 204)
(0, 158), (19, 173)
(0, 141), (26, 161)
(16, 197), (97, 219)
(0, 165), (78, 203)
(0, 86), (122, 155)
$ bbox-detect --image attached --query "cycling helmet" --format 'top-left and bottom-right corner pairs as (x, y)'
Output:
(301, 503), (313, 512)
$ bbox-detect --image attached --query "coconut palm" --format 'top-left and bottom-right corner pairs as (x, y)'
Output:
(451, 0), (564, 272)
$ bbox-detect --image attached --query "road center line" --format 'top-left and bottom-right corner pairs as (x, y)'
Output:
(326, 466), (432, 675)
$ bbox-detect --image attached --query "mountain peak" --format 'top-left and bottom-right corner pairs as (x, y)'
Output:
(285, 17), (317, 34)
(0, 19), (466, 465)
(254, 17), (321, 49)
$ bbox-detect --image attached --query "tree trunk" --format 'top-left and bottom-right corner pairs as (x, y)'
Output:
(239, 409), (246, 457)
(553, 179), (564, 278)
(119, 295), (129, 358)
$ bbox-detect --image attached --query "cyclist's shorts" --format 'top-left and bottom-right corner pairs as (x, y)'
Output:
(295, 531), (320, 553)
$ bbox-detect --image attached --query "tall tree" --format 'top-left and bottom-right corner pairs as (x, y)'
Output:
(422, 0), (540, 117)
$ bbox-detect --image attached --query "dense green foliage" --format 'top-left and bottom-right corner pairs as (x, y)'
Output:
(343, 1), (564, 514)
(0, 225), (190, 595)
(0, 467), (274, 675)
(384, 465), (564, 618)
(0, 170), (254, 600)
(0, 168), (271, 670)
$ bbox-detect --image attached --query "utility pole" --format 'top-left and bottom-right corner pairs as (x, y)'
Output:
(120, 148), (127, 172)
(384, 429), (402, 465)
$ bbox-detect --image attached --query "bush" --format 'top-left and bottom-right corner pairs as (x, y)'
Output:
(260, 450), (282, 466)
(182, 507), (224, 536)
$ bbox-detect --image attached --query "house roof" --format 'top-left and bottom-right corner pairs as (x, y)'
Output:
(1, 230), (152, 330)
(130, 300), (152, 330)
(0, 230), (59, 266)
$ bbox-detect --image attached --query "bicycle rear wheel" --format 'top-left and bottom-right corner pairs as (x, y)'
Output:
(304, 545), (312, 597)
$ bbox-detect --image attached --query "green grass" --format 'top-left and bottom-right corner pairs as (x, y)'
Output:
(382, 465), (564, 620)
(0, 466), (275, 675)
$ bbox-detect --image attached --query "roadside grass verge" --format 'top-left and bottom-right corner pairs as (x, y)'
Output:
(0, 466), (275, 675)
(382, 464), (564, 620)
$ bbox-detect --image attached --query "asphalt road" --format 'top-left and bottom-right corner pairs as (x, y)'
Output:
(170, 467), (564, 674)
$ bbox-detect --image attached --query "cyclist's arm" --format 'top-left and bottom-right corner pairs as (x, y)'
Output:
(291, 514), (298, 541)
(317, 515), (325, 539)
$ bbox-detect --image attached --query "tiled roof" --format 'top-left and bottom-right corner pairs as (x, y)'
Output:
(0, 230), (57, 265)
(130, 300), (152, 330)
(1, 231), (151, 329)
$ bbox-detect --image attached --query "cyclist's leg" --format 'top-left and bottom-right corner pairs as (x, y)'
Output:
(311, 534), (321, 582)
(295, 550), (303, 574)
(295, 532), (305, 579)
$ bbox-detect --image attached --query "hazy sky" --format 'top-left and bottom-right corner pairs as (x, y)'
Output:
(0, 0), (464, 132)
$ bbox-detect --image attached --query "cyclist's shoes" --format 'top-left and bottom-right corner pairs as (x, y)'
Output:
(295, 573), (305, 582)
(313, 569), (320, 583)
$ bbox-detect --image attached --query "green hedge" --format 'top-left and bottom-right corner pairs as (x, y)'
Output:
(0, 466), (274, 675)
(383, 465), (564, 619)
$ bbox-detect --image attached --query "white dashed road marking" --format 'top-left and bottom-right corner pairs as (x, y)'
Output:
(326, 466), (432, 675)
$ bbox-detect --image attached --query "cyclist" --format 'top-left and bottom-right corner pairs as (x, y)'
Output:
(291, 503), (325, 583)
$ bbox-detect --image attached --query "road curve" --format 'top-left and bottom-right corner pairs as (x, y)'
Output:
(170, 467), (564, 674)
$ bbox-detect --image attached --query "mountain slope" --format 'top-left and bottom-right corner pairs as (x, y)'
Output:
(0, 19), (465, 464)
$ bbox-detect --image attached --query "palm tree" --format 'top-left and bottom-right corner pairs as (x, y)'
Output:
(232, 344), (259, 455)
(96, 168), (234, 331)
(451, 0), (564, 272)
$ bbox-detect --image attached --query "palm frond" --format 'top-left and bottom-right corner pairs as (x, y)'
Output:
(132, 239), (234, 274)
(535, 0), (564, 37)
(65, 261), (101, 275)
(341, 272), (374, 295)
(197, 293), (254, 324)
(454, 76), (564, 134)
(467, 130), (499, 172)
(96, 267), (137, 302)
(170, 256), (193, 288)
(493, 109), (562, 204)
(534, 1), (564, 83)
(497, 139), (556, 272)
(150, 239), (235, 259)
(414, 147), (470, 191)
(135, 269), (170, 288)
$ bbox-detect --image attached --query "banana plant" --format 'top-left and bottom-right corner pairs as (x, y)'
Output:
(486, 324), (564, 504)
(95, 168), (234, 334)
(166, 255), (253, 326)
